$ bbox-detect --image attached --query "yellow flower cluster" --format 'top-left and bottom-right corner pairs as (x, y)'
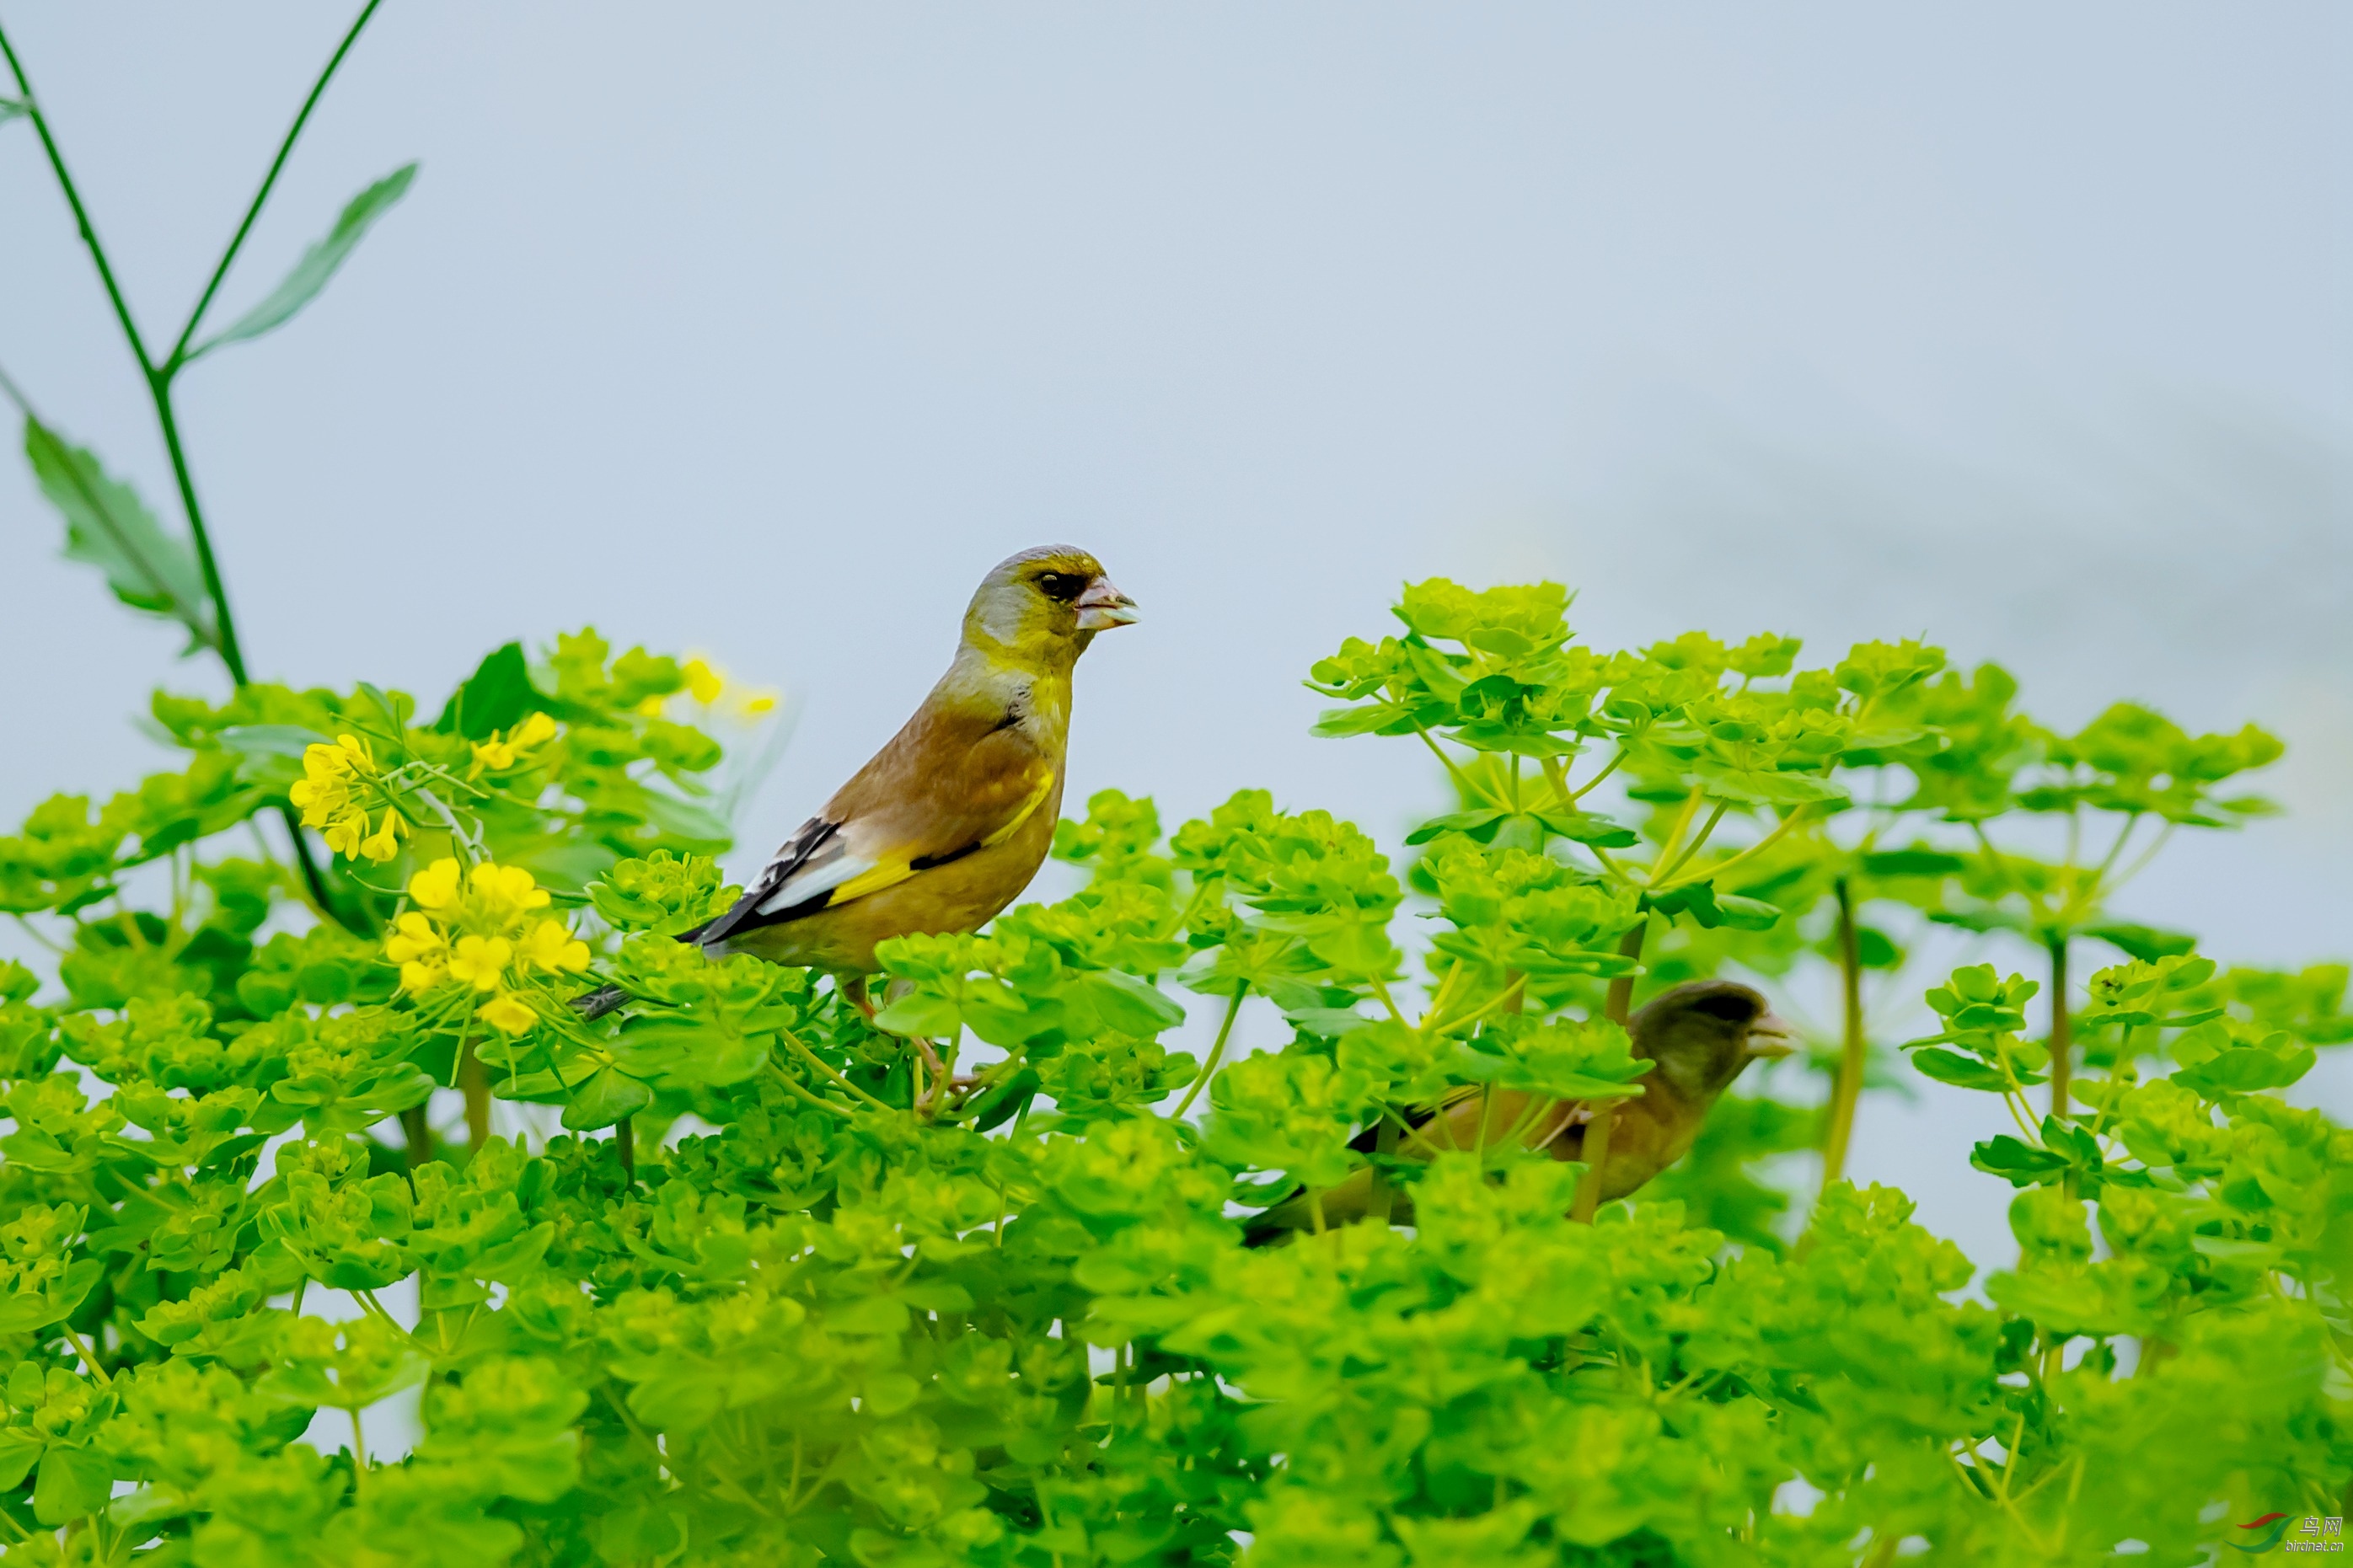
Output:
(383, 857), (589, 1035)
(639, 657), (779, 720)
(288, 735), (407, 864)
(469, 710), (560, 774)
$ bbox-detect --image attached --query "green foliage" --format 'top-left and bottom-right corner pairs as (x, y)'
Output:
(0, 570), (2337, 1565)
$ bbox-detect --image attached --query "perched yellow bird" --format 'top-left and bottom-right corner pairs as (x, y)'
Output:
(1247, 980), (1793, 1238)
(581, 546), (1134, 1014)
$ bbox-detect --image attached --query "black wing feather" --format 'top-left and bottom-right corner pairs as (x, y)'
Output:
(696, 817), (844, 946)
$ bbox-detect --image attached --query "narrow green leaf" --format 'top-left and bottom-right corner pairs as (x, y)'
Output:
(190, 162), (418, 359)
(24, 418), (216, 650)
(0, 97), (27, 126)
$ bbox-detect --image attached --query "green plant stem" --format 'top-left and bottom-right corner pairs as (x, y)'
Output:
(1653, 806), (1806, 894)
(167, 0), (384, 367)
(2047, 933), (2072, 1122)
(764, 1060), (853, 1121)
(346, 1407), (367, 1496)
(399, 1105), (434, 1169)
(1412, 723), (1495, 808)
(1653, 801), (1729, 885)
(59, 1323), (110, 1386)
(1821, 875), (1868, 1186)
(777, 1026), (892, 1112)
(1172, 982), (1246, 1118)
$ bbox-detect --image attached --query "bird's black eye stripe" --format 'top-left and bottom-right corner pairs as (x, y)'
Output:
(1037, 570), (1087, 602)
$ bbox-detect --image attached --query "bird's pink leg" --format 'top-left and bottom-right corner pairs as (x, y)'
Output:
(842, 974), (877, 1023)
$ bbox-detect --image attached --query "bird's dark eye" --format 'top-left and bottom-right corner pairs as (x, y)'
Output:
(1037, 571), (1087, 603)
(1692, 990), (1761, 1024)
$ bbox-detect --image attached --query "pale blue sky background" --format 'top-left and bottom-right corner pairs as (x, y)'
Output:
(0, 3), (2346, 1262)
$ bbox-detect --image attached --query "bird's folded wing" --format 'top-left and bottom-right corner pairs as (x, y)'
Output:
(699, 751), (1056, 946)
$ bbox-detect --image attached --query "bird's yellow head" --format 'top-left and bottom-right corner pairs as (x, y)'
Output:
(1630, 980), (1795, 1102)
(962, 546), (1139, 672)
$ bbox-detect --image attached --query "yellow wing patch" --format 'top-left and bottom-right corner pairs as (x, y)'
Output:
(823, 770), (1053, 909)
(829, 859), (919, 903)
(980, 768), (1056, 848)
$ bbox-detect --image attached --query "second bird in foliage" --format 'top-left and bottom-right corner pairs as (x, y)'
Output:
(1248, 980), (1793, 1239)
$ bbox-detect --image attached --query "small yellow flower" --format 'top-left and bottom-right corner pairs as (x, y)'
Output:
(319, 811), (367, 859)
(466, 862), (549, 924)
(386, 857), (582, 1038)
(291, 735), (387, 861)
(408, 858), (464, 912)
(447, 934), (515, 993)
(356, 809), (408, 864)
(478, 993), (538, 1036)
(384, 912), (448, 991)
(469, 711), (560, 773)
(683, 658), (726, 707)
(517, 918), (590, 976)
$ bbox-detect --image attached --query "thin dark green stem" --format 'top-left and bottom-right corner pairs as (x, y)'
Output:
(0, 20), (158, 373)
(2046, 934), (2071, 1123)
(167, 0), (383, 368)
(146, 379), (246, 679)
(1, 10), (378, 935)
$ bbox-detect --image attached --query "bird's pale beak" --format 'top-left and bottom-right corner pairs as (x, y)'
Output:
(1745, 1011), (1798, 1060)
(1075, 576), (1139, 632)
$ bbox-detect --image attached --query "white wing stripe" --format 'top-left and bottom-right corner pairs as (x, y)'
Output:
(755, 850), (878, 914)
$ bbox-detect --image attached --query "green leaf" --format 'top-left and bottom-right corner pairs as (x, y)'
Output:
(190, 163), (418, 358)
(33, 1444), (112, 1527)
(1311, 703), (1409, 739)
(1645, 880), (1775, 929)
(0, 1431), (40, 1495)
(24, 418), (216, 650)
(1712, 893), (1782, 931)
(1531, 811), (1639, 849)
(2083, 922), (2197, 963)
(872, 993), (964, 1039)
(1857, 848), (1967, 880)
(434, 640), (546, 738)
(1079, 970), (1187, 1036)
(1403, 809), (1510, 846)
(1970, 1135), (2069, 1187)
(560, 1067), (653, 1132)
(0, 97), (27, 126)
(1909, 1047), (2013, 1092)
